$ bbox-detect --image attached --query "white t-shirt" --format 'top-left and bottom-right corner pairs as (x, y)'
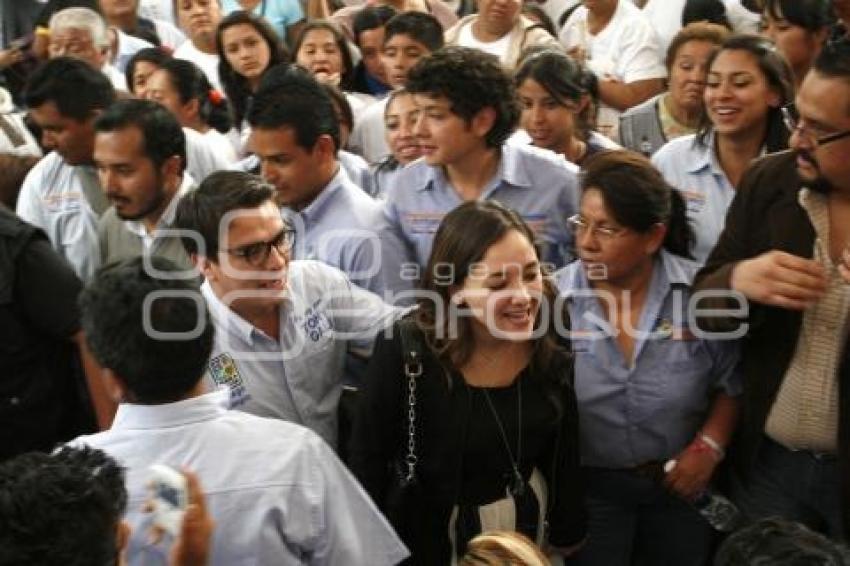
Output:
(203, 128), (239, 165)
(174, 41), (222, 92)
(102, 63), (129, 92)
(184, 127), (232, 184)
(138, 0), (175, 25)
(113, 29), (153, 73)
(540, 0), (581, 28)
(457, 21), (513, 63)
(347, 96), (389, 165)
(641, 0), (687, 53)
(559, 0), (666, 141)
(153, 19), (186, 50)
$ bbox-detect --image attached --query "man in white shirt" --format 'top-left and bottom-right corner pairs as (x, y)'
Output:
(17, 57), (117, 281)
(93, 98), (196, 272)
(559, 0), (666, 141)
(47, 7), (129, 91)
(174, 0), (224, 91)
(72, 256), (410, 566)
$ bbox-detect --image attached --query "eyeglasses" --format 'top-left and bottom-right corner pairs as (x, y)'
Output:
(224, 228), (296, 266)
(567, 214), (627, 240)
(781, 104), (850, 148)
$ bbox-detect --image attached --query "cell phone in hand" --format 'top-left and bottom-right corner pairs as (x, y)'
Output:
(147, 464), (188, 537)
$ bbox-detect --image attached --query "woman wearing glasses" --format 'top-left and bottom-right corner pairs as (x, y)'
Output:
(556, 150), (741, 566)
(652, 34), (794, 264)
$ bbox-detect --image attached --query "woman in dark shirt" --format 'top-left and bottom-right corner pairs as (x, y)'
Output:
(350, 200), (586, 564)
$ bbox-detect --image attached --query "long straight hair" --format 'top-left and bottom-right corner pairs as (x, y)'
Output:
(216, 10), (289, 130)
(415, 200), (570, 383)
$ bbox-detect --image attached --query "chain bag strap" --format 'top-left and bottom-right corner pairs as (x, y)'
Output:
(398, 318), (423, 484)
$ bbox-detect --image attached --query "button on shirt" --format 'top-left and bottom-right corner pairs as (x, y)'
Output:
(201, 260), (405, 447)
(652, 132), (739, 264)
(283, 167), (412, 297)
(555, 250), (742, 469)
(71, 391), (410, 566)
(16, 152), (101, 281)
(384, 143), (579, 271)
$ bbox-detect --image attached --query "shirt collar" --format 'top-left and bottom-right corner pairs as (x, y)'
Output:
(686, 130), (767, 177)
(201, 279), (271, 344)
(557, 250), (693, 302)
(684, 131), (719, 175)
(288, 166), (345, 225)
(110, 390), (230, 431)
(125, 173), (194, 238)
(415, 144), (533, 194)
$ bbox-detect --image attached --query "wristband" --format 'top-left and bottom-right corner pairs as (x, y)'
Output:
(688, 433), (725, 462)
(699, 433), (725, 459)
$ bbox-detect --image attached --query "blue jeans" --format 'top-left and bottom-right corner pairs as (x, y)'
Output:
(730, 435), (844, 539)
(567, 467), (714, 566)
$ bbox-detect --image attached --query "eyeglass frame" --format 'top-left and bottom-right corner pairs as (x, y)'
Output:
(223, 228), (297, 267)
(567, 214), (629, 240)
(781, 103), (850, 148)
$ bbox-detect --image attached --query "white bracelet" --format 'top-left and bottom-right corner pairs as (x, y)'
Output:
(699, 433), (725, 460)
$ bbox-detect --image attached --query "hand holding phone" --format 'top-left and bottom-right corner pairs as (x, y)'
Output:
(147, 464), (189, 537)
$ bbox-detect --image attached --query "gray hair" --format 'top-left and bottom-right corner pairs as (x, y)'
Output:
(49, 7), (110, 49)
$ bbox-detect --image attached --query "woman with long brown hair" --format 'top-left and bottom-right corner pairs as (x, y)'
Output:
(350, 200), (586, 564)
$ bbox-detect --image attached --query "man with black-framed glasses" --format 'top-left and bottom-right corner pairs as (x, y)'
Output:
(694, 40), (850, 541)
(174, 170), (406, 451)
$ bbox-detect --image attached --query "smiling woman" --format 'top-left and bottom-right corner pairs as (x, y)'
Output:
(652, 34), (794, 263)
(350, 200), (587, 565)
(555, 150), (740, 566)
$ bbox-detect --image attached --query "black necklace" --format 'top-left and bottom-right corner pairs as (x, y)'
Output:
(480, 377), (525, 497)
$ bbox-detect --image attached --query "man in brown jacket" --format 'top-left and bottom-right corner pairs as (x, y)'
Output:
(693, 41), (850, 540)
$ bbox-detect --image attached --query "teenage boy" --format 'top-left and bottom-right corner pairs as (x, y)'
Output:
(348, 11), (443, 164)
(384, 46), (579, 274)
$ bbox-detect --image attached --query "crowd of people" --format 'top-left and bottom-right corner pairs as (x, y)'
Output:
(1, 0), (850, 564)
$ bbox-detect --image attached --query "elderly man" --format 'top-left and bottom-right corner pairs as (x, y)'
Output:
(48, 7), (130, 90)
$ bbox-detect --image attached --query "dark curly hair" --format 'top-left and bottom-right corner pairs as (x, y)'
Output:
(406, 46), (520, 148)
(0, 446), (127, 566)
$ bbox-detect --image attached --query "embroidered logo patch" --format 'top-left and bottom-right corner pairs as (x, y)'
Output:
(301, 304), (332, 342)
(208, 353), (250, 407)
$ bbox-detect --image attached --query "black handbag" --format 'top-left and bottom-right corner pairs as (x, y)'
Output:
(383, 319), (424, 536)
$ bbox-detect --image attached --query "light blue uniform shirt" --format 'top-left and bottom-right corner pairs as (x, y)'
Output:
(283, 166), (412, 298)
(201, 260), (405, 447)
(651, 132), (737, 264)
(72, 391), (409, 566)
(384, 143), (579, 272)
(555, 250), (742, 469)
